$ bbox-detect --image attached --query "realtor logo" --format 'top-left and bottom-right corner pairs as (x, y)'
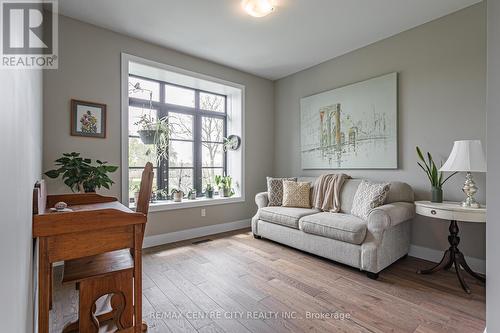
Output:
(1, 0), (58, 68)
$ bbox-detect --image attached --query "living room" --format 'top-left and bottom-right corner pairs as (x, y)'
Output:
(1, 0), (499, 332)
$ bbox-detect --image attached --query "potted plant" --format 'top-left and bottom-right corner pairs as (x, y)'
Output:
(134, 115), (172, 164)
(171, 188), (184, 202)
(155, 189), (168, 201)
(45, 152), (118, 193)
(215, 175), (235, 198)
(416, 146), (457, 203)
(187, 189), (197, 200)
(130, 184), (140, 204)
(205, 184), (214, 199)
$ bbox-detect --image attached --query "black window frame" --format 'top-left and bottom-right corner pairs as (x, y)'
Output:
(128, 74), (227, 197)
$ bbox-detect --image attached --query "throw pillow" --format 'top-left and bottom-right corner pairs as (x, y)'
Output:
(282, 181), (311, 208)
(351, 180), (391, 220)
(267, 177), (297, 206)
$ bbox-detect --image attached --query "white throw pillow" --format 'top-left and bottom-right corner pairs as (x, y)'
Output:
(351, 180), (391, 220)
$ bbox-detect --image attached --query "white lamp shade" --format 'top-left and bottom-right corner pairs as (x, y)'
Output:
(439, 140), (487, 172)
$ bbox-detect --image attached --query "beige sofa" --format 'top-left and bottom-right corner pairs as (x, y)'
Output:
(251, 178), (415, 279)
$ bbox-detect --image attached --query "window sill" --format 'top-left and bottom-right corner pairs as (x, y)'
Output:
(130, 196), (245, 212)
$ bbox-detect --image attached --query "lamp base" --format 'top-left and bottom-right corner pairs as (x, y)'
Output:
(462, 172), (481, 209)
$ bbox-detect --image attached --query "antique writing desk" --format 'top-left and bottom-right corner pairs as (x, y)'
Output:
(33, 182), (147, 333)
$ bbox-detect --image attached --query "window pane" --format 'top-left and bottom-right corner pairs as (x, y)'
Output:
(129, 169), (157, 203)
(169, 141), (193, 167)
(129, 107), (157, 136)
(169, 112), (193, 140)
(202, 168), (223, 191)
(202, 143), (224, 167)
(201, 117), (224, 142)
(129, 77), (160, 102)
(200, 92), (225, 113)
(129, 137), (157, 167)
(165, 85), (195, 108)
(168, 169), (193, 194)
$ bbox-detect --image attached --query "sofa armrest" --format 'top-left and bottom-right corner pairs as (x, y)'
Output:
(367, 202), (415, 234)
(255, 192), (269, 209)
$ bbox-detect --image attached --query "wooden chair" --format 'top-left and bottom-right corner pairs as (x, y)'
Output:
(62, 163), (154, 333)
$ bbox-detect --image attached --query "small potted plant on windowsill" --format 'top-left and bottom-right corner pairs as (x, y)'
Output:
(416, 146), (457, 203)
(188, 189), (197, 200)
(130, 184), (140, 204)
(215, 175), (235, 198)
(205, 184), (214, 199)
(155, 189), (168, 201)
(171, 188), (184, 202)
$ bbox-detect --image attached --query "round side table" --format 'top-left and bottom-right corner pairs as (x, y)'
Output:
(415, 201), (486, 294)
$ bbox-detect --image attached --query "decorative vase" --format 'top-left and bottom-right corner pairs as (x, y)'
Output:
(172, 192), (183, 202)
(431, 187), (443, 203)
(137, 130), (156, 144)
(206, 190), (213, 199)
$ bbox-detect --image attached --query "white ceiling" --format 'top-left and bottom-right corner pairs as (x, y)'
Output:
(58, 0), (482, 80)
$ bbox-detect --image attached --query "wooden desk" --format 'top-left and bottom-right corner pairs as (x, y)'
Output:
(33, 189), (147, 333)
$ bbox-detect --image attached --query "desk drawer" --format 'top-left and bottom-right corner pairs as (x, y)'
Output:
(48, 225), (134, 262)
(416, 206), (453, 220)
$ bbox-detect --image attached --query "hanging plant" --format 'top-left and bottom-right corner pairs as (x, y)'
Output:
(135, 114), (172, 164)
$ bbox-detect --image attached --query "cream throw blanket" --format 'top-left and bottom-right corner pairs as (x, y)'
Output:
(312, 174), (351, 212)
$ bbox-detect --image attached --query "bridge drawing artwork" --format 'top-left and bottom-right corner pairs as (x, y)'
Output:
(300, 73), (397, 169)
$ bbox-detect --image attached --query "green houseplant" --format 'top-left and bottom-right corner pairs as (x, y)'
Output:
(416, 146), (457, 202)
(135, 114), (172, 164)
(215, 175), (235, 198)
(204, 184), (214, 199)
(171, 188), (184, 202)
(45, 152), (118, 193)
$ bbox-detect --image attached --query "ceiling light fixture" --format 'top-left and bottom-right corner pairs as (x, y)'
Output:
(242, 0), (275, 18)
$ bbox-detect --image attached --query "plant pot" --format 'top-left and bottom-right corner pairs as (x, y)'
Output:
(431, 187), (443, 203)
(188, 192), (197, 200)
(221, 188), (232, 197)
(137, 129), (156, 144)
(172, 192), (183, 202)
(205, 190), (214, 199)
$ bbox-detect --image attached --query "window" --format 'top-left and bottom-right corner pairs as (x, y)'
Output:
(128, 75), (227, 201)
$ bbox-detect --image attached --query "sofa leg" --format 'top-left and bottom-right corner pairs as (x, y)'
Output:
(366, 272), (379, 280)
(253, 234), (262, 239)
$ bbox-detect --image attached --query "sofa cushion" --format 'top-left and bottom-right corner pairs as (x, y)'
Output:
(299, 212), (367, 245)
(282, 181), (311, 208)
(267, 177), (297, 206)
(260, 206), (319, 229)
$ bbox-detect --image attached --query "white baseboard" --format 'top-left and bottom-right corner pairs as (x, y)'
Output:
(143, 219), (251, 249)
(409, 244), (485, 274)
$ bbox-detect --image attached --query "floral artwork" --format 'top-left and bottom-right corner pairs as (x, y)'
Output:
(71, 99), (106, 138)
(79, 110), (98, 133)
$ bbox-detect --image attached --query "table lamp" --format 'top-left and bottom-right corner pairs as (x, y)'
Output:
(440, 140), (486, 208)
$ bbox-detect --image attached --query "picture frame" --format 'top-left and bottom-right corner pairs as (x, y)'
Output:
(70, 99), (107, 138)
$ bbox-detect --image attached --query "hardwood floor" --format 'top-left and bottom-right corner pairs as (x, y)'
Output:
(49, 229), (485, 333)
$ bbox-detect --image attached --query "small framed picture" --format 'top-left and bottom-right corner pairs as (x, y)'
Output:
(71, 99), (107, 138)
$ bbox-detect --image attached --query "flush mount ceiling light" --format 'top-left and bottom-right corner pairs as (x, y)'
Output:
(242, 0), (275, 18)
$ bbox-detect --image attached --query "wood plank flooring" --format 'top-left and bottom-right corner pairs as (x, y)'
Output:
(49, 229), (485, 333)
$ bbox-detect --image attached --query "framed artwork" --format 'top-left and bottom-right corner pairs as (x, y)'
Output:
(71, 99), (107, 138)
(300, 72), (398, 169)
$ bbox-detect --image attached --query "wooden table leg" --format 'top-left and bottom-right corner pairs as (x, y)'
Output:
(417, 220), (485, 294)
(38, 238), (50, 333)
(134, 225), (144, 333)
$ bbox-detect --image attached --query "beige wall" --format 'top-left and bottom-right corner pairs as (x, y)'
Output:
(43, 16), (274, 236)
(273, 4), (486, 259)
(0, 70), (43, 331)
